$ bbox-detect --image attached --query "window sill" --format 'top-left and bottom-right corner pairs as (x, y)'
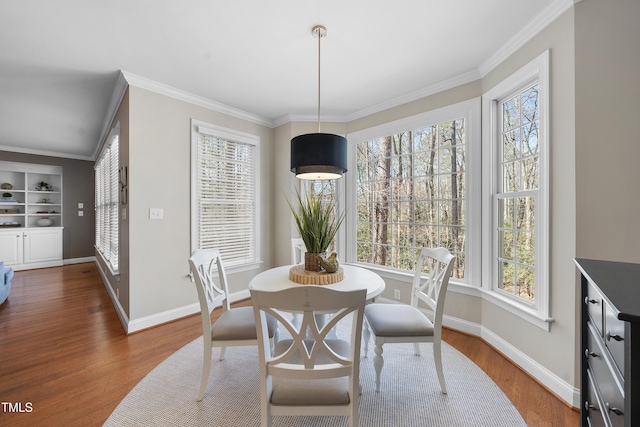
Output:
(344, 262), (481, 298)
(94, 247), (120, 278)
(225, 261), (263, 275)
(481, 289), (554, 331)
(346, 262), (552, 331)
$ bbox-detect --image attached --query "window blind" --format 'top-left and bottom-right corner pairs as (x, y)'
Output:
(196, 132), (257, 268)
(95, 131), (119, 273)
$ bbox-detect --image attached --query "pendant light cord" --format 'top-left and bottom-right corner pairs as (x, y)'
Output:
(317, 27), (322, 133)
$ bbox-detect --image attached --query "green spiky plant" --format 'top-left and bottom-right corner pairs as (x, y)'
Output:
(286, 189), (345, 255)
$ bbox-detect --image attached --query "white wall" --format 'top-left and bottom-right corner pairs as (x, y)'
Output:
(575, 0), (640, 263)
(126, 86), (273, 324)
(480, 8), (577, 398)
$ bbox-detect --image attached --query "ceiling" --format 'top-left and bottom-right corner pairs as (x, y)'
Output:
(0, 0), (571, 160)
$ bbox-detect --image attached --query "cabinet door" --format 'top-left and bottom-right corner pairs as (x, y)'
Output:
(23, 229), (62, 263)
(0, 231), (23, 265)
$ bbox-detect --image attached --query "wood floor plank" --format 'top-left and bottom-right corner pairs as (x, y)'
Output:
(0, 263), (578, 426)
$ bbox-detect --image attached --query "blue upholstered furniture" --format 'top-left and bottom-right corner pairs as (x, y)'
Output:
(1, 261), (13, 306)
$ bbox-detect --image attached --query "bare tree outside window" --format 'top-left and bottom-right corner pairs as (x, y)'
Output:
(356, 119), (466, 278)
(498, 84), (538, 302)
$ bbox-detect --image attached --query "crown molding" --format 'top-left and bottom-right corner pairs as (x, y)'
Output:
(92, 71), (128, 160)
(345, 69), (481, 122)
(0, 144), (94, 161)
(274, 69), (480, 128)
(120, 71), (273, 129)
(478, 0), (574, 77)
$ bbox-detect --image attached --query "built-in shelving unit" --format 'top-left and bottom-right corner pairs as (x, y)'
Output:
(0, 161), (64, 270)
(0, 163), (63, 228)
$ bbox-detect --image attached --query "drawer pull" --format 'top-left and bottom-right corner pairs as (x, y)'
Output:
(606, 403), (623, 416)
(606, 331), (624, 342)
(584, 296), (599, 305)
(585, 348), (599, 358)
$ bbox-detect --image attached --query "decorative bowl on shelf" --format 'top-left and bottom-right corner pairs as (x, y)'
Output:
(36, 218), (53, 227)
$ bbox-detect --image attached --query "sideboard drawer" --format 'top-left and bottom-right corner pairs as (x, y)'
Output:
(586, 281), (604, 337)
(586, 323), (625, 427)
(585, 369), (606, 427)
(604, 303), (625, 375)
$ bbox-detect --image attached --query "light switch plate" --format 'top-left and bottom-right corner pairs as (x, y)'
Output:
(149, 208), (163, 220)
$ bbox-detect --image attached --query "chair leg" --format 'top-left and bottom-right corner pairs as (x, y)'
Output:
(373, 344), (384, 392)
(219, 346), (227, 360)
(350, 396), (359, 427)
(433, 340), (447, 394)
(261, 400), (272, 427)
(362, 319), (370, 358)
(413, 342), (421, 356)
(197, 344), (212, 401)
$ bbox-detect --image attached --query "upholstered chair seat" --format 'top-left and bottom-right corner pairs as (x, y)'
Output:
(365, 304), (434, 338)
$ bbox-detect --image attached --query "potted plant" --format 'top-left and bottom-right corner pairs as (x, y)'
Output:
(35, 181), (53, 191)
(286, 189), (345, 271)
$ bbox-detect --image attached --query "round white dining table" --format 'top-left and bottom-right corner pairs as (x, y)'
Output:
(248, 264), (385, 301)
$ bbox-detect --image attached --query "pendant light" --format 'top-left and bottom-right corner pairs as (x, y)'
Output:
(290, 25), (348, 180)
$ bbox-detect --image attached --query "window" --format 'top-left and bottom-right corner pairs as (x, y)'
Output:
(191, 120), (260, 271)
(95, 125), (120, 274)
(482, 51), (551, 329)
(347, 99), (480, 284)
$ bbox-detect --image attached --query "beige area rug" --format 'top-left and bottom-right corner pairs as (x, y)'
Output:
(106, 331), (527, 427)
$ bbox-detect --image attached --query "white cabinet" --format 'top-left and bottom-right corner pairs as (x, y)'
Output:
(0, 230), (23, 265)
(0, 161), (64, 270)
(0, 228), (63, 270)
(24, 228), (63, 264)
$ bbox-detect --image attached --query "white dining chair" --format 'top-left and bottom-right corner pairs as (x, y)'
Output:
(363, 247), (455, 394)
(251, 286), (366, 427)
(189, 248), (277, 401)
(291, 237), (307, 265)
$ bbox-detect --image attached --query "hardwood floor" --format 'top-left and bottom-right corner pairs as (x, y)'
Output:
(0, 263), (579, 426)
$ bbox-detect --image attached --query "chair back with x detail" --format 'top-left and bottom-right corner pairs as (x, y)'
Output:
(189, 248), (276, 401)
(363, 247), (455, 393)
(251, 286), (366, 427)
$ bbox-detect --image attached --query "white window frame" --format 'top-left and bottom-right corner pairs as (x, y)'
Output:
(190, 119), (261, 273)
(481, 50), (552, 330)
(95, 124), (120, 275)
(346, 98), (481, 294)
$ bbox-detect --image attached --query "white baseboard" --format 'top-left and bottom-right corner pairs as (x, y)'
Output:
(374, 296), (579, 408)
(127, 289), (251, 334)
(63, 256), (96, 265)
(480, 327), (580, 408)
(94, 259), (129, 333)
(128, 303), (201, 333)
(12, 260), (63, 271)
